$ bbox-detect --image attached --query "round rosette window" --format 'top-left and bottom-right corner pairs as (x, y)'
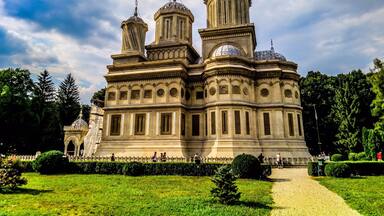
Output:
(170, 88), (178, 97)
(157, 89), (165, 97)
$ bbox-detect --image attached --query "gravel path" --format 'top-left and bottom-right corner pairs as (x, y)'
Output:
(270, 168), (360, 216)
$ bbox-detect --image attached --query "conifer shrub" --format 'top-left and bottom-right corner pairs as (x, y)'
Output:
(231, 154), (261, 179)
(211, 165), (241, 205)
(324, 163), (352, 178)
(33, 151), (69, 174)
(0, 158), (27, 191)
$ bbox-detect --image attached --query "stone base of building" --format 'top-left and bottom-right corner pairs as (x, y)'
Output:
(96, 139), (311, 159)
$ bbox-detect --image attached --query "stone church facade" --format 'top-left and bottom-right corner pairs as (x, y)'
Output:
(95, 0), (310, 158)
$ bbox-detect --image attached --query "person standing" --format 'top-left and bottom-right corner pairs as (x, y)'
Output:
(276, 153), (283, 169)
(152, 152), (158, 162)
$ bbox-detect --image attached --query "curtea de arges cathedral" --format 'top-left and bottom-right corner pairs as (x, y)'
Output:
(65, 0), (310, 159)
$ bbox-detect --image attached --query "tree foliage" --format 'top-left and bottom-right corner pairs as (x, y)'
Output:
(0, 157), (27, 191)
(57, 73), (81, 126)
(332, 70), (374, 153)
(211, 165), (241, 205)
(369, 59), (384, 127)
(91, 87), (106, 105)
(0, 68), (86, 155)
(0, 68), (36, 154)
(32, 70), (62, 152)
(300, 71), (338, 154)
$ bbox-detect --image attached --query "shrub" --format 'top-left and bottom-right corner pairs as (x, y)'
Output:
(348, 153), (358, 161)
(33, 151), (69, 174)
(324, 163), (352, 178)
(51, 162), (271, 177)
(356, 152), (370, 161)
(0, 158), (27, 191)
(211, 165), (241, 205)
(346, 162), (384, 176)
(331, 154), (344, 162)
(231, 154), (261, 179)
(122, 162), (144, 176)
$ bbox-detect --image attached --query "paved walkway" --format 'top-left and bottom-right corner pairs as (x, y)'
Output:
(270, 168), (360, 216)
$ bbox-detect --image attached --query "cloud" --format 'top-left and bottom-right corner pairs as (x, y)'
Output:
(0, 0), (383, 103)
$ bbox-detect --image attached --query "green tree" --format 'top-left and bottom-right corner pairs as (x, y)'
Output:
(211, 165), (241, 205)
(81, 104), (91, 123)
(0, 68), (36, 154)
(333, 79), (360, 153)
(300, 71), (338, 155)
(369, 59), (384, 128)
(57, 74), (81, 127)
(333, 70), (374, 153)
(91, 87), (106, 106)
(32, 70), (62, 152)
(367, 58), (384, 154)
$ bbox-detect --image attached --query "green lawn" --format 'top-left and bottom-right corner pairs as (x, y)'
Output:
(0, 173), (273, 216)
(318, 176), (384, 216)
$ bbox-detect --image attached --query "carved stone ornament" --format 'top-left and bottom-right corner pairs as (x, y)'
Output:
(209, 87), (216, 96)
(261, 88), (269, 97)
(170, 88), (178, 97)
(157, 89), (165, 97)
(285, 89), (293, 98)
(243, 88), (249, 96)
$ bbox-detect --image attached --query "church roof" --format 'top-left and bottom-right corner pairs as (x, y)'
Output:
(70, 109), (88, 130)
(212, 44), (243, 57)
(255, 50), (286, 61)
(71, 118), (88, 130)
(156, 0), (193, 19)
(126, 15), (145, 23)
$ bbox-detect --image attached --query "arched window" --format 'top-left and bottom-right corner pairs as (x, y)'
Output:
(67, 141), (75, 156)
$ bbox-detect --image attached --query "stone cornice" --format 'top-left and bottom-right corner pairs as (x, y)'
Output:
(199, 24), (256, 48)
(103, 102), (303, 111)
(105, 70), (188, 83)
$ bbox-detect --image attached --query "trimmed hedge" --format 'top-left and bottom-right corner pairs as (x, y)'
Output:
(232, 154), (261, 179)
(356, 152), (370, 161)
(19, 161), (272, 177)
(324, 163), (352, 178)
(331, 154), (344, 161)
(308, 161), (384, 177)
(348, 153), (358, 161)
(33, 151), (69, 174)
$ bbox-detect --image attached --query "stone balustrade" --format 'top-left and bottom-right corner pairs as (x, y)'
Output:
(13, 155), (312, 166)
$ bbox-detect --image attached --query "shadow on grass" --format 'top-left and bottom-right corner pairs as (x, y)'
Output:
(267, 178), (291, 183)
(237, 201), (273, 210)
(0, 188), (53, 195)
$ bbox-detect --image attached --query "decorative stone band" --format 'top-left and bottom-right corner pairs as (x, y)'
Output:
(103, 102), (304, 111)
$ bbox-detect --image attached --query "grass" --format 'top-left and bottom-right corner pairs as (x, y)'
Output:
(0, 173), (273, 216)
(318, 176), (384, 216)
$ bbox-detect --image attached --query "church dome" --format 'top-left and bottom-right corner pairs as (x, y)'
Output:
(255, 50), (287, 61)
(212, 44), (243, 57)
(122, 6), (146, 25)
(71, 118), (88, 130)
(125, 15), (145, 24)
(156, 0), (193, 19)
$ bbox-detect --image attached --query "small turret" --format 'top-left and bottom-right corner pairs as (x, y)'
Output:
(121, 0), (148, 55)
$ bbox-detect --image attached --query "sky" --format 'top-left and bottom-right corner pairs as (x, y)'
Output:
(0, 0), (383, 104)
